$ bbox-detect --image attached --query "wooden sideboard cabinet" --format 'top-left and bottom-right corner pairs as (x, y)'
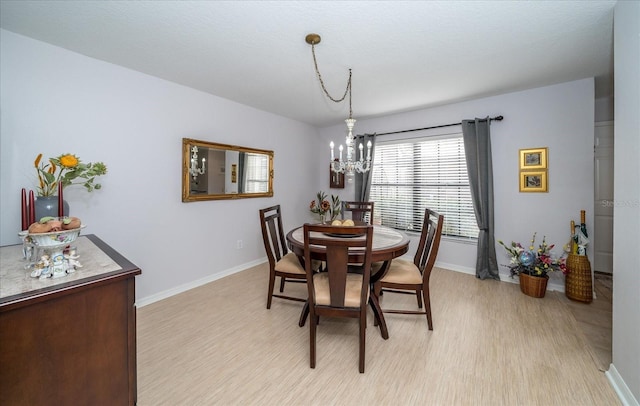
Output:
(0, 234), (141, 406)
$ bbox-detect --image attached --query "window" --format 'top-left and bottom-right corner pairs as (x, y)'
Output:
(369, 134), (479, 239)
(243, 153), (269, 193)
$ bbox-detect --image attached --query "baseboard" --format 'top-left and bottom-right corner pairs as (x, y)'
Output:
(435, 261), (475, 275)
(606, 364), (640, 406)
(137, 258), (568, 307)
(135, 257), (266, 308)
(436, 262), (565, 292)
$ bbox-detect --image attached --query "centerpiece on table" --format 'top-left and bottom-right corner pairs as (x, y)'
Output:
(498, 233), (567, 298)
(32, 153), (108, 220)
(309, 191), (340, 224)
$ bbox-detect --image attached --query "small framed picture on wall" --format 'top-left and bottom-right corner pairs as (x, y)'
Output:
(519, 171), (548, 192)
(519, 147), (548, 170)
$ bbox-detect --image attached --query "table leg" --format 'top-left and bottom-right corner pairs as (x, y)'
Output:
(299, 300), (309, 327)
(369, 294), (389, 340)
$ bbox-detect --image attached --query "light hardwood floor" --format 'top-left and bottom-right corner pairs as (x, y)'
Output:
(559, 272), (613, 372)
(137, 265), (620, 405)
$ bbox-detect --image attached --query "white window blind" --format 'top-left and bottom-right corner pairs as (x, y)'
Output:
(244, 153), (269, 193)
(370, 134), (479, 239)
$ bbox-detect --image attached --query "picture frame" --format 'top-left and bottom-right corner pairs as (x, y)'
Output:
(519, 171), (548, 192)
(519, 147), (547, 170)
(329, 160), (344, 189)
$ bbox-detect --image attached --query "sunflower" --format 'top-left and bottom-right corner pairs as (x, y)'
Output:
(58, 154), (80, 169)
(33, 153), (107, 196)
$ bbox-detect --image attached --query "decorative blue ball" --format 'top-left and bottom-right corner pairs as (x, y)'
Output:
(519, 251), (535, 266)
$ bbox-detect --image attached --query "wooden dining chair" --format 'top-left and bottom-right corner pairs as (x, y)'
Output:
(341, 201), (374, 224)
(259, 205), (320, 310)
(341, 201), (385, 277)
(303, 223), (374, 373)
(373, 208), (443, 330)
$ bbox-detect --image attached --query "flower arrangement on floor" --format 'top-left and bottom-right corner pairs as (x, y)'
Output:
(498, 233), (567, 278)
(309, 191), (341, 223)
(34, 153), (108, 197)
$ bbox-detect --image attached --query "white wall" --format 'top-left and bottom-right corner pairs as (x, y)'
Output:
(609, 1), (640, 404)
(319, 79), (595, 290)
(0, 30), (325, 302)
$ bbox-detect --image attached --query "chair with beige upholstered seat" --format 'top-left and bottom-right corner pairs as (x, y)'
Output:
(303, 223), (374, 373)
(341, 201), (384, 276)
(341, 201), (374, 224)
(259, 205), (320, 310)
(373, 208), (443, 330)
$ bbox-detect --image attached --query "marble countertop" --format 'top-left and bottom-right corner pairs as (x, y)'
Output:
(1, 235), (121, 299)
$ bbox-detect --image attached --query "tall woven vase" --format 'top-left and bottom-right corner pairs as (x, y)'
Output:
(565, 253), (593, 303)
(519, 273), (549, 298)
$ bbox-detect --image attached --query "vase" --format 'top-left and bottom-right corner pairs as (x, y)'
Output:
(565, 254), (593, 303)
(519, 273), (549, 298)
(34, 196), (69, 222)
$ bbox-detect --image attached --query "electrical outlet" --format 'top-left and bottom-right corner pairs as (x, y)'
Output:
(236, 240), (243, 249)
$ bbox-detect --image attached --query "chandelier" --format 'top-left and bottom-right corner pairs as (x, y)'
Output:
(305, 33), (371, 177)
(189, 145), (206, 180)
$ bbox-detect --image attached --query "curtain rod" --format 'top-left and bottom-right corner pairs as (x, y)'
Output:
(372, 115), (504, 137)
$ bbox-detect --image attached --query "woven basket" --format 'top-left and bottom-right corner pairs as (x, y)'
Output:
(519, 273), (549, 298)
(565, 254), (593, 303)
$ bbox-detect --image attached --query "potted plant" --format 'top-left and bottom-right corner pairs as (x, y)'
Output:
(34, 153), (107, 197)
(32, 153), (107, 220)
(498, 233), (567, 298)
(309, 191), (340, 223)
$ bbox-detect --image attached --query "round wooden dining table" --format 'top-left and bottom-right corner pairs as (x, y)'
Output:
(286, 224), (410, 340)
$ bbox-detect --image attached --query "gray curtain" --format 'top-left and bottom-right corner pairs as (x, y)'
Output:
(354, 133), (377, 201)
(462, 118), (500, 280)
(238, 152), (246, 193)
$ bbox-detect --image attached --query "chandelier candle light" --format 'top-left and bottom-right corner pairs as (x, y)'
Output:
(189, 145), (206, 180)
(329, 122), (372, 176)
(306, 33), (371, 178)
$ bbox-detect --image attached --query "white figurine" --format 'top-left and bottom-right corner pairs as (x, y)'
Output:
(30, 262), (44, 278)
(30, 254), (52, 278)
(64, 254), (82, 273)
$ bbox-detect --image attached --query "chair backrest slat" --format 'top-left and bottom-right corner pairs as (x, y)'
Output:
(259, 205), (289, 266)
(414, 209), (444, 275)
(341, 201), (374, 225)
(325, 245), (349, 306)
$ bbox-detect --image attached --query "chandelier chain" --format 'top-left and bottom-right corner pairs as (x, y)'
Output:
(310, 43), (353, 119)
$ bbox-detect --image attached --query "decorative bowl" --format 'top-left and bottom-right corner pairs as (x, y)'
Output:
(26, 225), (85, 248)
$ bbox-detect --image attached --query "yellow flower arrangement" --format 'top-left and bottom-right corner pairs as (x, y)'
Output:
(34, 153), (108, 197)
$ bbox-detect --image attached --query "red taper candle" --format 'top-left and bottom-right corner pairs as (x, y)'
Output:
(28, 190), (35, 224)
(58, 181), (64, 217)
(21, 188), (27, 230)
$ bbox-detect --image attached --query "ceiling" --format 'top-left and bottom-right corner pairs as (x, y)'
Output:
(0, 1), (615, 127)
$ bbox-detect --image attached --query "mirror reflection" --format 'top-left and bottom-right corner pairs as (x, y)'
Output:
(182, 138), (273, 201)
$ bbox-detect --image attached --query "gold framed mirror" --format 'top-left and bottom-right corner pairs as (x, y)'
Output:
(182, 138), (274, 202)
